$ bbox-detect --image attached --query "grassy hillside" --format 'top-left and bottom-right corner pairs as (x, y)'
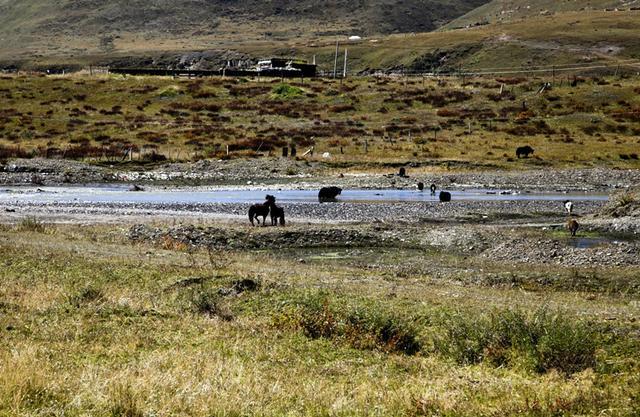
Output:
(1, 71), (639, 169)
(445, 0), (640, 27)
(291, 10), (640, 74)
(0, 0), (488, 61)
(1, 5), (638, 78)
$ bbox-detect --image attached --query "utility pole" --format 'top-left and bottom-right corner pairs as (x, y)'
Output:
(333, 40), (339, 79)
(343, 49), (348, 78)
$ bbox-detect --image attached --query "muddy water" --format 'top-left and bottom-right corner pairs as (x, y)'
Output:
(567, 236), (634, 249)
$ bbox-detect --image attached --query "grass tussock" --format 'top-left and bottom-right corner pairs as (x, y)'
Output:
(295, 293), (421, 355)
(181, 286), (234, 321)
(67, 285), (104, 308)
(285, 293), (600, 374)
(601, 189), (639, 217)
(108, 383), (144, 417)
(17, 216), (47, 233)
(435, 308), (598, 374)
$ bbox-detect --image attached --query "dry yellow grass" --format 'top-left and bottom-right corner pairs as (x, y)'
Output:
(0, 223), (638, 415)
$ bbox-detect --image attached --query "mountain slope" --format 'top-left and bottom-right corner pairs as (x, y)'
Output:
(1, 0), (639, 74)
(0, 0), (489, 46)
(445, 0), (639, 27)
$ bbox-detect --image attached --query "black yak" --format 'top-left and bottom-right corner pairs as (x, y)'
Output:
(318, 186), (342, 202)
(516, 145), (534, 158)
(439, 191), (451, 202)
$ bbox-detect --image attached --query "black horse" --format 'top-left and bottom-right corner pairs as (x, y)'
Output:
(269, 201), (286, 226)
(248, 194), (275, 226)
(318, 186), (342, 202)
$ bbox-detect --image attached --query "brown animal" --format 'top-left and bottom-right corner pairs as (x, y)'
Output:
(566, 218), (579, 236)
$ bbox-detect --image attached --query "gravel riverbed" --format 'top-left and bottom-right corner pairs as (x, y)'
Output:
(0, 199), (608, 224)
(1, 158), (639, 192)
(1, 158), (638, 271)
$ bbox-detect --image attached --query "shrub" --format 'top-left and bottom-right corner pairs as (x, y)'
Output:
(299, 294), (337, 339)
(68, 286), (104, 308)
(329, 104), (356, 113)
(345, 308), (421, 354)
(109, 384), (144, 417)
(436, 108), (460, 118)
(496, 77), (526, 85)
(0, 144), (31, 159)
(297, 293), (421, 355)
(434, 308), (598, 374)
(169, 101), (221, 113)
(144, 152), (167, 163)
(271, 84), (304, 99)
(600, 190), (639, 217)
(18, 216), (46, 233)
(186, 288), (233, 321)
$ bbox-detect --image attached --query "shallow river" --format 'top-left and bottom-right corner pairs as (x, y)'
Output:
(0, 185), (609, 205)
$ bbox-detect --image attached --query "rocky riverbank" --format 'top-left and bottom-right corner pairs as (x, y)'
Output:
(1, 158), (639, 192)
(127, 221), (640, 270)
(0, 199), (608, 225)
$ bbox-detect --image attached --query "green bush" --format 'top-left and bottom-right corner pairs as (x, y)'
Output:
(435, 308), (597, 374)
(298, 293), (421, 355)
(271, 84), (304, 99)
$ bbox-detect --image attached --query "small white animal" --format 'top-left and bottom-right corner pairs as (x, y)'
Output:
(563, 200), (573, 215)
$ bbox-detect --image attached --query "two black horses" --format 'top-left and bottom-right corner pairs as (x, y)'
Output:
(248, 195), (285, 226)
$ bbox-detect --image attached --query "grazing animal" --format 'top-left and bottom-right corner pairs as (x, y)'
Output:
(516, 145), (534, 158)
(430, 183), (437, 195)
(563, 200), (573, 215)
(398, 167), (407, 177)
(566, 218), (579, 236)
(248, 195), (275, 226)
(267, 195), (286, 226)
(318, 186), (342, 202)
(439, 191), (452, 202)
(417, 182), (424, 191)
